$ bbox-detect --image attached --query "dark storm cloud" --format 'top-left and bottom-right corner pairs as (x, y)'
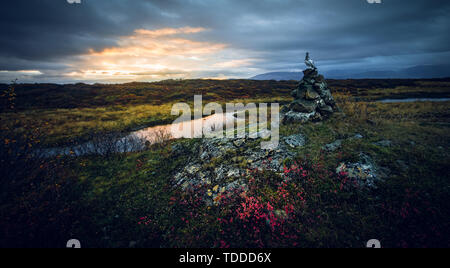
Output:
(0, 0), (449, 82)
(0, 0), (166, 61)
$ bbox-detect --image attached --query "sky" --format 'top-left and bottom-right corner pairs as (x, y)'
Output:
(0, 0), (449, 83)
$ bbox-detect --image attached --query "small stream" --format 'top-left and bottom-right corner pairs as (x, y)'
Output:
(37, 110), (262, 157)
(36, 97), (450, 157)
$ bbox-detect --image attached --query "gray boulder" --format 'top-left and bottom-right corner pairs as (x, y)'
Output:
(290, 99), (317, 113)
(305, 88), (320, 100)
(374, 140), (392, 147)
(336, 153), (384, 188)
(322, 140), (343, 152)
(282, 111), (317, 124)
(318, 104), (333, 115)
(283, 134), (307, 148)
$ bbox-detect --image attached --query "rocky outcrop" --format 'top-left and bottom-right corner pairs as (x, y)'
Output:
(172, 133), (307, 192)
(282, 56), (337, 124)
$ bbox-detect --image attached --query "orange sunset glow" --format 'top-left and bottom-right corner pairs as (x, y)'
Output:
(65, 27), (256, 82)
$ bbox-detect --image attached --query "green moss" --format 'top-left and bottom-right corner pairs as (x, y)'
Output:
(1, 79), (449, 247)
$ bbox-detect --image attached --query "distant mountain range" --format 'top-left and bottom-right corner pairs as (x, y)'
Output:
(250, 64), (450, 80)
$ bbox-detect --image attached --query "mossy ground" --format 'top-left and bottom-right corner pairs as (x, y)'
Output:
(0, 80), (449, 248)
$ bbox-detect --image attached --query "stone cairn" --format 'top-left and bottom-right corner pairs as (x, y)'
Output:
(282, 52), (337, 123)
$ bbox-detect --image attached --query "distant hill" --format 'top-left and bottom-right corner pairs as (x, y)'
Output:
(250, 72), (302, 81)
(250, 64), (450, 80)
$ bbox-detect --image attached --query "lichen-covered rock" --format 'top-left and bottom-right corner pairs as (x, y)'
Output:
(282, 111), (316, 124)
(283, 134), (307, 148)
(172, 132), (307, 194)
(336, 153), (386, 188)
(290, 99), (317, 113)
(305, 88), (320, 100)
(322, 140), (343, 152)
(233, 139), (245, 147)
(318, 104), (333, 116)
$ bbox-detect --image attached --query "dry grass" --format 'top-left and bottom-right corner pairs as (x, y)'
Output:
(2, 79), (449, 147)
(335, 92), (371, 123)
(0, 103), (176, 146)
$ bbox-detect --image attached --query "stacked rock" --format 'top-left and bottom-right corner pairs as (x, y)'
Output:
(282, 53), (337, 124)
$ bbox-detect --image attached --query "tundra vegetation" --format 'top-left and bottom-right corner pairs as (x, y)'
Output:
(0, 78), (449, 248)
